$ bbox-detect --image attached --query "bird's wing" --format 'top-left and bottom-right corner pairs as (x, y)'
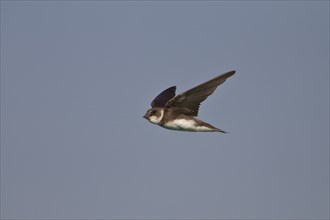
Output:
(151, 86), (176, 108)
(165, 71), (235, 116)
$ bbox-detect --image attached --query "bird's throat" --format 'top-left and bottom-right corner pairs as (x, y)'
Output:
(149, 109), (164, 124)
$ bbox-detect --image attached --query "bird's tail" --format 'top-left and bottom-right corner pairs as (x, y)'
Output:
(216, 128), (227, 133)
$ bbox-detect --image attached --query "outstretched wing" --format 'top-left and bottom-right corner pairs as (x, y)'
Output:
(165, 71), (235, 116)
(151, 86), (176, 108)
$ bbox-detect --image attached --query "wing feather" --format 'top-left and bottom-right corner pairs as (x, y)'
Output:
(151, 86), (176, 108)
(165, 71), (235, 116)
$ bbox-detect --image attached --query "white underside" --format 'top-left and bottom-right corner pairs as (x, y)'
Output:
(163, 119), (213, 132)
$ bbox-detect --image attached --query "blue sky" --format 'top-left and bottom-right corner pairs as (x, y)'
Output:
(1, 1), (329, 219)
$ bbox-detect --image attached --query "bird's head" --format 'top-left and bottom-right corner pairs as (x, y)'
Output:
(143, 108), (164, 124)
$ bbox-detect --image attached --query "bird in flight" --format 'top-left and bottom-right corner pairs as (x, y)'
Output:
(143, 70), (235, 132)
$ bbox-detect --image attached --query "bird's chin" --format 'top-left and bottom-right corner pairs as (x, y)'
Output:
(143, 115), (155, 124)
(147, 116), (161, 124)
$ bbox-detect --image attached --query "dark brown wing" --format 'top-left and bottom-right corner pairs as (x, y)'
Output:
(151, 86), (176, 108)
(165, 71), (235, 116)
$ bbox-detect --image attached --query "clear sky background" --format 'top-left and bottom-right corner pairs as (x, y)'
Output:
(1, 1), (329, 219)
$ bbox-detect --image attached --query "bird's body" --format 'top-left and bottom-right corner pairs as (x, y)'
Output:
(144, 107), (224, 132)
(143, 71), (235, 132)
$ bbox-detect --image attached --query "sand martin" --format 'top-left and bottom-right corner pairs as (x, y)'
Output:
(143, 70), (235, 132)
